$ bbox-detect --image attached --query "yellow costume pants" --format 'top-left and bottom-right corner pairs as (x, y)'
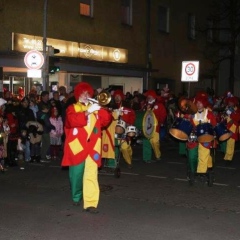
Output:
(224, 138), (235, 161)
(119, 139), (132, 165)
(197, 144), (212, 173)
(149, 132), (161, 159)
(69, 155), (99, 209)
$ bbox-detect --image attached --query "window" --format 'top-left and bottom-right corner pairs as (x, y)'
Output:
(188, 14), (196, 40)
(121, 0), (132, 25)
(79, 0), (93, 17)
(158, 6), (169, 33)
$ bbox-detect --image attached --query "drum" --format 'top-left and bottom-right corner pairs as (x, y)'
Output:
(214, 122), (231, 141)
(196, 123), (214, 143)
(126, 125), (137, 137)
(169, 118), (193, 141)
(142, 110), (157, 138)
(115, 120), (126, 134)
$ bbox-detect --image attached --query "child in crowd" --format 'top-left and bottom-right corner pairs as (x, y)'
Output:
(26, 121), (43, 163)
(17, 129), (29, 170)
(49, 107), (63, 159)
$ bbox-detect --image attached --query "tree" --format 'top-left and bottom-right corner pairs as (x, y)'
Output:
(199, 0), (240, 93)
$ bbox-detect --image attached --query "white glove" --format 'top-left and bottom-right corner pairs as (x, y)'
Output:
(226, 109), (232, 115)
(87, 103), (101, 114)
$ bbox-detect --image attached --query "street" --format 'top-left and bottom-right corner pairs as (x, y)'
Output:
(1, 137), (240, 240)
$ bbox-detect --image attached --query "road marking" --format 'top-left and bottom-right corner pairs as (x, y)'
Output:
(216, 166), (236, 170)
(121, 172), (139, 176)
(146, 175), (167, 179)
(174, 178), (188, 182)
(213, 183), (228, 187)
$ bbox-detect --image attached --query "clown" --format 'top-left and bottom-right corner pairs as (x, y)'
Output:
(221, 96), (240, 165)
(187, 92), (217, 184)
(101, 89), (136, 169)
(61, 82), (112, 213)
(143, 90), (167, 162)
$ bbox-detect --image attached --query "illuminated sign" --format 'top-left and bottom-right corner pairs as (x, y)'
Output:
(12, 33), (128, 63)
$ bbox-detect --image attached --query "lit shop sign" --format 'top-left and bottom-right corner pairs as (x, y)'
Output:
(12, 33), (128, 63)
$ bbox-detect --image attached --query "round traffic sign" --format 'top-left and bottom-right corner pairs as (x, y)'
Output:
(24, 50), (44, 70)
(185, 63), (195, 76)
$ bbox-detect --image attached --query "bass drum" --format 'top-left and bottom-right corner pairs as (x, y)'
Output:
(169, 118), (193, 141)
(214, 122), (231, 141)
(196, 123), (214, 143)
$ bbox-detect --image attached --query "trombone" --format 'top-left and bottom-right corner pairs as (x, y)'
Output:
(88, 90), (111, 106)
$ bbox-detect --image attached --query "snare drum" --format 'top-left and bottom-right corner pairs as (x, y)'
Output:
(214, 122), (231, 141)
(196, 123), (214, 143)
(115, 120), (126, 134)
(126, 125), (137, 137)
(169, 118), (193, 141)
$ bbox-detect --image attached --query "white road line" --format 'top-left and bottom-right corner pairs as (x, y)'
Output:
(121, 172), (139, 176)
(213, 183), (228, 187)
(146, 175), (167, 179)
(216, 166), (236, 170)
(174, 178), (188, 182)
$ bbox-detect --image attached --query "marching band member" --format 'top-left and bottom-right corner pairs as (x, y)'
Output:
(188, 93), (217, 183)
(61, 82), (112, 213)
(143, 90), (167, 162)
(102, 90), (136, 169)
(222, 95), (240, 166)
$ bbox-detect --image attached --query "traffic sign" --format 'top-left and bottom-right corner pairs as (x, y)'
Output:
(181, 61), (199, 82)
(24, 50), (44, 70)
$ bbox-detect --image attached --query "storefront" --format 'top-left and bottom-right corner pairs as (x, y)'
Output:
(0, 33), (148, 96)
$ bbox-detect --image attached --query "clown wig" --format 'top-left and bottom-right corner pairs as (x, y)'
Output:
(113, 89), (125, 99)
(144, 90), (157, 99)
(194, 96), (208, 108)
(74, 82), (94, 101)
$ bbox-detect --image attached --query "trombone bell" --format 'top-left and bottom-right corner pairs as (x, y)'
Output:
(97, 90), (111, 106)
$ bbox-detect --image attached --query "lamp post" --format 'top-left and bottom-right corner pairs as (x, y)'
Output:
(42, 0), (49, 91)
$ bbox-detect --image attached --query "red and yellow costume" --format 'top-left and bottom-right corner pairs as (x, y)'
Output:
(61, 82), (112, 210)
(189, 94), (217, 173)
(102, 90), (136, 167)
(143, 90), (167, 161)
(222, 96), (240, 162)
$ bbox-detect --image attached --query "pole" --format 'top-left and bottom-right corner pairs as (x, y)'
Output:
(42, 0), (49, 91)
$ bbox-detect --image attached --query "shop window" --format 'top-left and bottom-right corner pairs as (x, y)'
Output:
(121, 0), (132, 26)
(79, 0), (93, 17)
(188, 14), (196, 40)
(158, 6), (169, 33)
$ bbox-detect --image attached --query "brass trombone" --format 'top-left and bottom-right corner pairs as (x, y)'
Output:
(88, 90), (111, 106)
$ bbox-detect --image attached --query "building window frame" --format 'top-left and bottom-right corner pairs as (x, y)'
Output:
(158, 6), (170, 33)
(79, 0), (93, 17)
(121, 0), (132, 26)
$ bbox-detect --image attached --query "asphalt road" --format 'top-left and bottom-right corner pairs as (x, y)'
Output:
(1, 137), (240, 240)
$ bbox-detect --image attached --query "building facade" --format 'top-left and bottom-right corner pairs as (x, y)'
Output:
(0, 0), (215, 97)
